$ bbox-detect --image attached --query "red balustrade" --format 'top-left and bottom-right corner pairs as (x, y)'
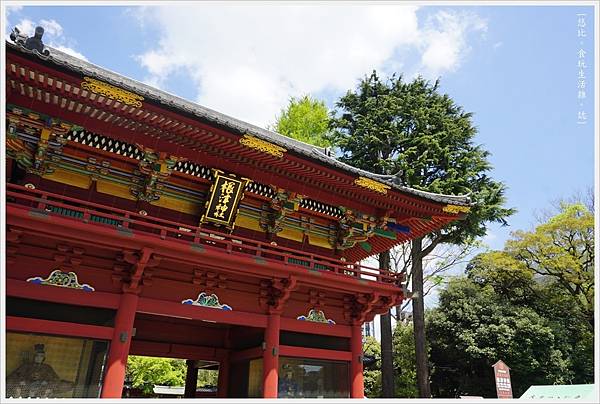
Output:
(6, 183), (404, 286)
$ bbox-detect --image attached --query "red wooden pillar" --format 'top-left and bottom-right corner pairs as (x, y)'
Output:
(101, 292), (138, 398)
(263, 312), (281, 398)
(350, 323), (364, 398)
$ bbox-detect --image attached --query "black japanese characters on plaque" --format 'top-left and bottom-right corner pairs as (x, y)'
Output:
(201, 171), (250, 229)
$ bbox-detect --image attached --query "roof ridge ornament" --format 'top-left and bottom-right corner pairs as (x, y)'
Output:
(10, 25), (50, 56)
(239, 134), (287, 158)
(80, 77), (144, 107)
(354, 176), (391, 194)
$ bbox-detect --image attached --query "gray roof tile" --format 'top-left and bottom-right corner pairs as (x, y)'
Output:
(7, 41), (471, 206)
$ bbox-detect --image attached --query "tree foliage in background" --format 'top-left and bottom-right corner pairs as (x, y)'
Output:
(428, 203), (594, 397)
(329, 71), (514, 397)
(506, 203), (594, 328)
(126, 356), (219, 395)
(392, 323), (419, 398)
(126, 356), (186, 395)
(363, 323), (420, 398)
(363, 336), (382, 398)
(273, 94), (331, 147)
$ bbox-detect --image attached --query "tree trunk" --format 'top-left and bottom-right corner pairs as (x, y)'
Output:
(411, 237), (431, 397)
(379, 251), (395, 397)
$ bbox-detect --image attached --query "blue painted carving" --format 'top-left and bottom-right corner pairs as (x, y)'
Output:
(297, 308), (335, 325)
(27, 269), (95, 292)
(182, 292), (232, 310)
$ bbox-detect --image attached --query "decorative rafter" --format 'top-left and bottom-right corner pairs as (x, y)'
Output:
(239, 134), (287, 158)
(354, 176), (390, 194)
(443, 204), (471, 214)
(80, 77), (144, 108)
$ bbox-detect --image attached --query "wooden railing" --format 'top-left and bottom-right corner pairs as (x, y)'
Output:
(6, 183), (404, 286)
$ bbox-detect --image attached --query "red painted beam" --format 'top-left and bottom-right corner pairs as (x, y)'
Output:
(6, 278), (120, 309)
(137, 297), (268, 328)
(230, 346), (263, 363)
(130, 340), (227, 360)
(279, 345), (352, 362)
(7, 205), (402, 295)
(280, 317), (351, 338)
(6, 315), (114, 340)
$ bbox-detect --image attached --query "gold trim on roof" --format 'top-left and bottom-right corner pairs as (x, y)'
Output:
(443, 204), (471, 214)
(81, 77), (144, 108)
(354, 177), (390, 194)
(239, 134), (287, 158)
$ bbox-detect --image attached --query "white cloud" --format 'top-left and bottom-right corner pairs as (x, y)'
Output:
(8, 17), (88, 61)
(3, 5), (23, 36)
(14, 18), (35, 36)
(53, 45), (89, 61)
(419, 10), (488, 76)
(135, 4), (487, 127)
(39, 19), (64, 37)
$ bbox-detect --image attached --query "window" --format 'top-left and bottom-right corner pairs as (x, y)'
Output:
(6, 332), (108, 398)
(278, 357), (349, 398)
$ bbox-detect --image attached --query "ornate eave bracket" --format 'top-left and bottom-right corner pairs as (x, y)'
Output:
(343, 293), (385, 324)
(334, 209), (379, 250)
(260, 188), (304, 236)
(113, 247), (160, 294)
(7, 110), (73, 175)
(131, 145), (185, 202)
(259, 276), (297, 313)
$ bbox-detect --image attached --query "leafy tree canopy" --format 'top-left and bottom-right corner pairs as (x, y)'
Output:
(126, 356), (186, 395)
(329, 71), (514, 246)
(429, 203), (595, 397)
(505, 203), (594, 327)
(273, 94), (331, 147)
(126, 356), (218, 395)
(428, 277), (572, 398)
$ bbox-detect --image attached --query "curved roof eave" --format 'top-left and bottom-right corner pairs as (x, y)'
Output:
(7, 41), (472, 207)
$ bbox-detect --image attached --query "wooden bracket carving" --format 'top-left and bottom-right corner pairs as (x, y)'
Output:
(260, 188), (304, 236)
(344, 293), (381, 324)
(116, 247), (160, 294)
(259, 276), (297, 313)
(192, 268), (227, 295)
(130, 145), (185, 202)
(6, 228), (23, 265)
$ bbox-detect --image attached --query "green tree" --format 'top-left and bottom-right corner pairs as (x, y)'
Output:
(363, 336), (382, 398)
(329, 71), (514, 397)
(273, 94), (331, 147)
(427, 277), (571, 398)
(392, 323), (419, 397)
(126, 356), (187, 395)
(506, 203), (594, 328)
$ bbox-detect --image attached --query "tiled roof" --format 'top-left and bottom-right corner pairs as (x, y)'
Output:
(7, 40), (471, 206)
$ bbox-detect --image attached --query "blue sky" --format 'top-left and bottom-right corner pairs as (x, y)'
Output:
(3, 3), (596, 252)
